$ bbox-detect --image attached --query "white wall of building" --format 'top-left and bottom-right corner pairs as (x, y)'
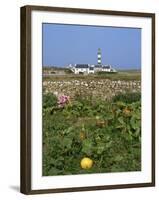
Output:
(102, 68), (111, 72)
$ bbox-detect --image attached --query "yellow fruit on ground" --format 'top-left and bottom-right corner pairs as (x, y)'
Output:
(80, 157), (93, 169)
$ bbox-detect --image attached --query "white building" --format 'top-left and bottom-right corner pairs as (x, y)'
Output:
(94, 64), (102, 72)
(70, 64), (116, 74)
(69, 48), (117, 74)
(71, 64), (92, 74)
(102, 65), (112, 72)
(89, 66), (94, 74)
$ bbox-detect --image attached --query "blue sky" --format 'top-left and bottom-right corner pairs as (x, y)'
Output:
(42, 23), (141, 69)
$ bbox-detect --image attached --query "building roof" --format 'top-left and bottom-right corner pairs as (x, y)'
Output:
(75, 64), (89, 68)
(94, 64), (102, 68)
(102, 65), (111, 69)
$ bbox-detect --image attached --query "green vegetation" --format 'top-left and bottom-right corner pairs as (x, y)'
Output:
(64, 68), (73, 74)
(43, 92), (141, 176)
(97, 71), (118, 75)
(43, 93), (58, 108)
(112, 92), (141, 104)
(43, 70), (141, 81)
(94, 70), (140, 80)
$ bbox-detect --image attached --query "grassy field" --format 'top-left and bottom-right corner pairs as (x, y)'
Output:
(43, 70), (141, 81)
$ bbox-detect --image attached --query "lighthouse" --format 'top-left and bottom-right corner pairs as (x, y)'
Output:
(97, 48), (102, 65)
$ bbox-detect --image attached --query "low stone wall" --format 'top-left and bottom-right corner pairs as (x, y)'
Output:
(43, 79), (141, 100)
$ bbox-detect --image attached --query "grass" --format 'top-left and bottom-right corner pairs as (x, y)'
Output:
(43, 70), (141, 81)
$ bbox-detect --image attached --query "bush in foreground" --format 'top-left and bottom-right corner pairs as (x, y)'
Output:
(113, 92), (141, 104)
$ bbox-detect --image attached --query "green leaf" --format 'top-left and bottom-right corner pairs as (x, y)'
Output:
(130, 116), (140, 130)
(97, 143), (105, 154)
(104, 113), (114, 120)
(134, 127), (141, 137)
(118, 116), (125, 125)
(62, 137), (72, 149)
(48, 167), (62, 175)
(116, 101), (126, 108)
(114, 155), (123, 162)
(82, 139), (94, 155)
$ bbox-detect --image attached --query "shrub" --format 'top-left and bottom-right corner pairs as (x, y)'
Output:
(112, 92), (141, 104)
(43, 93), (58, 108)
(64, 69), (73, 74)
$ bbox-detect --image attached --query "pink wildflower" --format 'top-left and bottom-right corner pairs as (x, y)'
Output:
(58, 95), (70, 107)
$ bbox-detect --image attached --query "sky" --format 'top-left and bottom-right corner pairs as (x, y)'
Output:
(42, 23), (141, 69)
